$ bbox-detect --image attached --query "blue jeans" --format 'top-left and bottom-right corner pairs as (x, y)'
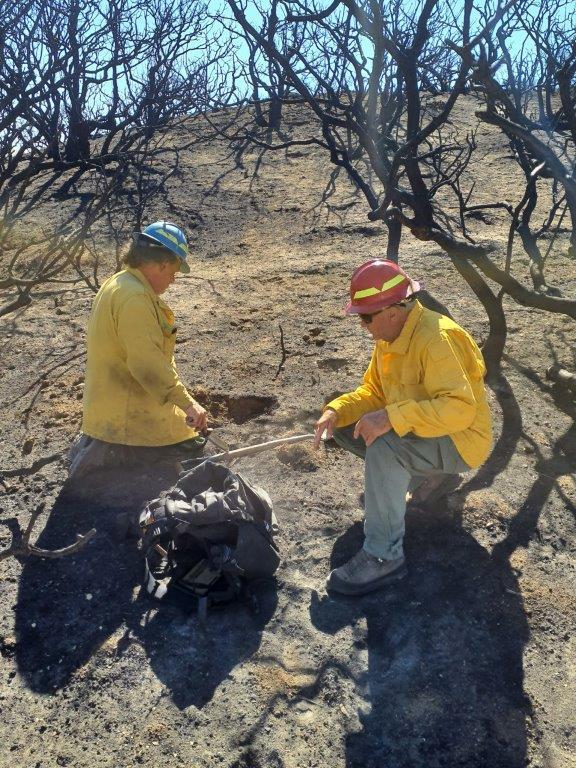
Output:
(333, 425), (470, 561)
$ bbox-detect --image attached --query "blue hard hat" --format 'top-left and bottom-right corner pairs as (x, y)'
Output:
(140, 221), (190, 273)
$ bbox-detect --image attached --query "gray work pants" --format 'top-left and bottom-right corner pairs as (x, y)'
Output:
(333, 425), (470, 561)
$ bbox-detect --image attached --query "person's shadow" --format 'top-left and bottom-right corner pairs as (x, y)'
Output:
(309, 378), (532, 768)
(310, 518), (529, 767)
(15, 464), (277, 708)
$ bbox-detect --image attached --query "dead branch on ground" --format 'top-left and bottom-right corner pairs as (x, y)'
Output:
(0, 503), (96, 563)
(273, 323), (288, 379)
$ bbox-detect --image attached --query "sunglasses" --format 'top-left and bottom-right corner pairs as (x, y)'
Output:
(358, 310), (384, 324)
(357, 299), (412, 324)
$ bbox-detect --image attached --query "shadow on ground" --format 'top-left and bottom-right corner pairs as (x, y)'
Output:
(308, 377), (532, 768)
(310, 514), (530, 768)
(15, 465), (277, 708)
(140, 580), (278, 709)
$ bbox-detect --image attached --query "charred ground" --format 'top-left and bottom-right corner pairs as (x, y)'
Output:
(1, 100), (575, 768)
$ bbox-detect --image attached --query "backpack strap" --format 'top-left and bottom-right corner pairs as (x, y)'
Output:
(144, 557), (171, 599)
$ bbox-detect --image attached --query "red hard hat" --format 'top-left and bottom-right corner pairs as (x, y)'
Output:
(345, 259), (420, 315)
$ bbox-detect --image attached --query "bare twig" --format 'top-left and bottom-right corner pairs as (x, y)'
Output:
(273, 323), (288, 380)
(26, 532), (97, 559)
(182, 275), (222, 296)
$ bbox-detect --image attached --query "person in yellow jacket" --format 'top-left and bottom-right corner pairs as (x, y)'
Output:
(314, 259), (492, 596)
(69, 221), (208, 478)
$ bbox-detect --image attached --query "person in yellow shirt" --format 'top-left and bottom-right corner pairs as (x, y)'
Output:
(314, 259), (492, 596)
(69, 221), (208, 478)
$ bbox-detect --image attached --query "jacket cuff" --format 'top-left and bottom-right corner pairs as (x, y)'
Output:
(386, 403), (410, 437)
(323, 403), (344, 427)
(173, 389), (195, 412)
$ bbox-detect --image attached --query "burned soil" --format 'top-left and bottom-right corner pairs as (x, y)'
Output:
(1, 100), (575, 768)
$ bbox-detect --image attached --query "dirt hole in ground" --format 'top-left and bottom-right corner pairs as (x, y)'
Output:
(191, 387), (278, 425)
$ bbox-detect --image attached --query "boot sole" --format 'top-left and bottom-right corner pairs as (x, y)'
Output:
(326, 564), (408, 596)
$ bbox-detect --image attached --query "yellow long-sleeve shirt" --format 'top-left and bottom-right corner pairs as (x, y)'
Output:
(326, 301), (492, 468)
(82, 267), (198, 446)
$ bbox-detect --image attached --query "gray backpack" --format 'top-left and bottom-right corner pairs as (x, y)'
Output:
(138, 461), (280, 610)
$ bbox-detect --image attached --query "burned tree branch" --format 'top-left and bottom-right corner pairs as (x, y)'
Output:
(428, 229), (576, 319)
(0, 289), (32, 319)
(0, 503), (96, 563)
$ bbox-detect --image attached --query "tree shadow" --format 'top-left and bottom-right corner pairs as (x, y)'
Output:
(459, 374), (523, 495)
(14, 467), (168, 692)
(489, 355), (576, 555)
(14, 464), (278, 708)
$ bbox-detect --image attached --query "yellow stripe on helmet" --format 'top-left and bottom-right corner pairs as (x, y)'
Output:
(353, 273), (406, 301)
(160, 228), (188, 255)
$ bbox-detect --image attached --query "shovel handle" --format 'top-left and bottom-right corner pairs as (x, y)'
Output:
(209, 433), (315, 462)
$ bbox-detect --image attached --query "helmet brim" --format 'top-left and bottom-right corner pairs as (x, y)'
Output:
(134, 232), (190, 273)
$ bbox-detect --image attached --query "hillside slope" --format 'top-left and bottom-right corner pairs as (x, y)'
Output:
(1, 99), (575, 768)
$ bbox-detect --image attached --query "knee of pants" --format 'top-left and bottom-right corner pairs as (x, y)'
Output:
(333, 425), (366, 459)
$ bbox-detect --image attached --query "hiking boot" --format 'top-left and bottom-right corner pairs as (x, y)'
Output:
(409, 473), (461, 507)
(327, 549), (407, 596)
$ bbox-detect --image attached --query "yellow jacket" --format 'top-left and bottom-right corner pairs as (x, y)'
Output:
(82, 267), (197, 446)
(326, 301), (492, 468)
